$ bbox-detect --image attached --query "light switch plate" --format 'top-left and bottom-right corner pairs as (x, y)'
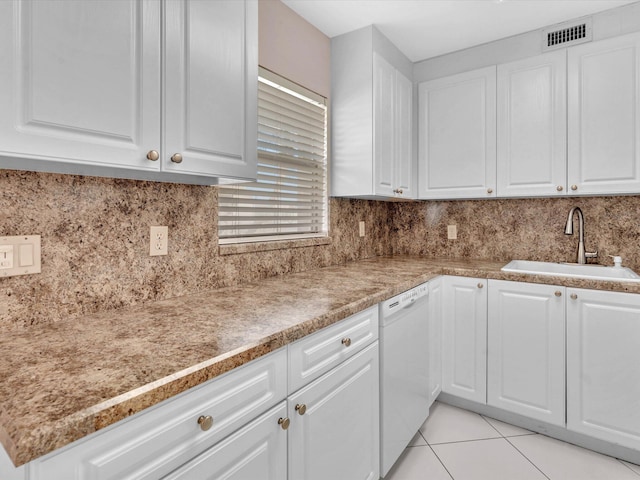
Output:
(359, 221), (365, 237)
(0, 235), (41, 277)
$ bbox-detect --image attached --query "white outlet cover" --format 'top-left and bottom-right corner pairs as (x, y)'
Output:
(0, 235), (41, 277)
(447, 225), (457, 240)
(149, 226), (168, 256)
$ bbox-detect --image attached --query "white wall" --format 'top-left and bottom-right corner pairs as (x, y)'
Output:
(259, 0), (330, 98)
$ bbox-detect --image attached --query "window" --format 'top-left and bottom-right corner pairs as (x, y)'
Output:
(218, 69), (328, 244)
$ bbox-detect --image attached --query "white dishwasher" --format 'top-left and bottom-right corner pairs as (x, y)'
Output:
(379, 282), (430, 477)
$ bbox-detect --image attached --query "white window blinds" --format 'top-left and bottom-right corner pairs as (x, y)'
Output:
(218, 69), (328, 243)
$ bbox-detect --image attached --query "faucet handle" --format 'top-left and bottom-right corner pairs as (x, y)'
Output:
(585, 250), (598, 259)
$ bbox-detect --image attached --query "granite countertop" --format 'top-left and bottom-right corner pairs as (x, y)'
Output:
(2, 255), (640, 467)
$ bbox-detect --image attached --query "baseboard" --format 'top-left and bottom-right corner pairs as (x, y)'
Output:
(437, 393), (640, 466)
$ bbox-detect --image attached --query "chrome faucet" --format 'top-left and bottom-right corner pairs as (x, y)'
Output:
(564, 207), (598, 264)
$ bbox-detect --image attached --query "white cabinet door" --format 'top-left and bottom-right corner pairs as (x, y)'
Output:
(373, 53), (414, 198)
(163, 0), (257, 180)
(568, 32), (640, 195)
(566, 288), (640, 451)
(163, 402), (287, 480)
(497, 51), (567, 197)
(487, 281), (565, 426)
(428, 276), (443, 407)
(288, 343), (379, 480)
(0, 0), (161, 173)
(373, 53), (396, 197)
(394, 69), (414, 199)
(418, 66), (497, 199)
(442, 276), (488, 403)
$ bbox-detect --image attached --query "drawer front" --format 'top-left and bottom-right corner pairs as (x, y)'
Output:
(163, 401), (287, 480)
(29, 348), (287, 480)
(288, 306), (378, 394)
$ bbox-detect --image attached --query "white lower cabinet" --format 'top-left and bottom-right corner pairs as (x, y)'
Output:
(7, 308), (381, 480)
(288, 343), (379, 480)
(162, 402), (287, 480)
(567, 288), (640, 451)
(428, 276), (443, 407)
(487, 280), (565, 426)
(441, 276), (488, 403)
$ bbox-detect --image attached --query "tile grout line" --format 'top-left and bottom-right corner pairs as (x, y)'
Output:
(618, 459), (640, 478)
(429, 436), (504, 446)
(480, 414), (506, 438)
(504, 436), (552, 480)
(427, 443), (455, 480)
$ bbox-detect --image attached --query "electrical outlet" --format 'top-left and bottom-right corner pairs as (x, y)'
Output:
(359, 221), (365, 237)
(150, 226), (168, 256)
(447, 224), (457, 240)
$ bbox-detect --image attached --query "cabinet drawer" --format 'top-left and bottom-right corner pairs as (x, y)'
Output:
(163, 401), (287, 480)
(29, 348), (287, 480)
(288, 306), (378, 394)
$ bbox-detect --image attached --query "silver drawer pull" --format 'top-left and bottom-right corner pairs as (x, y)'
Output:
(341, 337), (352, 347)
(197, 415), (213, 431)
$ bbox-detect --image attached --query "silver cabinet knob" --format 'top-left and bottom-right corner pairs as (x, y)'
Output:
(341, 337), (352, 347)
(146, 150), (159, 161)
(171, 153), (183, 164)
(197, 415), (213, 431)
(477, 282), (484, 289)
(278, 417), (290, 430)
(555, 291), (562, 297)
(571, 184), (578, 191)
(557, 185), (563, 192)
(295, 403), (307, 415)
(570, 293), (578, 300)
(487, 188), (493, 194)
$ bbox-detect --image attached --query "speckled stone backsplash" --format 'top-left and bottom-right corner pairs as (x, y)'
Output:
(0, 170), (391, 330)
(3, 169), (640, 330)
(390, 196), (640, 272)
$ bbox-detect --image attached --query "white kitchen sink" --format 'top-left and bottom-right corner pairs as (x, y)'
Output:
(501, 260), (640, 282)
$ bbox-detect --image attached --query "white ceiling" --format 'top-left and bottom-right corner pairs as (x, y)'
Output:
(281, 0), (637, 62)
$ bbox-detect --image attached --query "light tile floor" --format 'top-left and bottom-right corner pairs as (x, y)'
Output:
(383, 402), (640, 480)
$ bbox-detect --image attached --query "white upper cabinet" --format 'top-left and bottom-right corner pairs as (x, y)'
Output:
(568, 31), (640, 195)
(418, 66), (497, 199)
(373, 53), (414, 198)
(332, 26), (414, 199)
(497, 50), (567, 197)
(0, 0), (257, 185)
(0, 1), (161, 173)
(163, 0), (257, 180)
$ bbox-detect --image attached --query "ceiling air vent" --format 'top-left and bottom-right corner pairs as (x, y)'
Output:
(542, 18), (592, 51)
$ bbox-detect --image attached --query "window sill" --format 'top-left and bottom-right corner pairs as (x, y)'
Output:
(219, 236), (332, 256)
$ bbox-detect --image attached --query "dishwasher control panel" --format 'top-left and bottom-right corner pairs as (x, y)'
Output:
(381, 282), (429, 316)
